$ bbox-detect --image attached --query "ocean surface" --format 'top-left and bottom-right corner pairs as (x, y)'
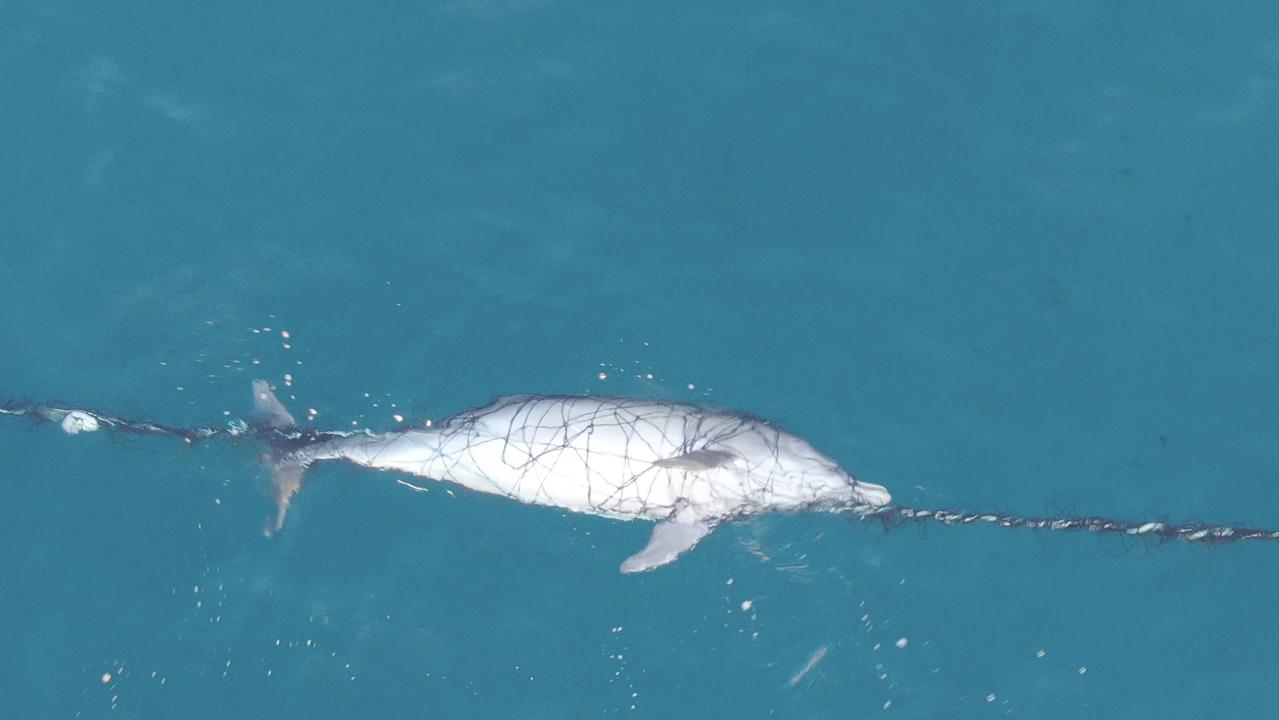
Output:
(3, 2), (1279, 717)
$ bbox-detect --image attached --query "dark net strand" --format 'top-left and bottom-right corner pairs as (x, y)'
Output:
(5, 398), (1279, 547)
(841, 504), (1279, 544)
(1, 402), (224, 443)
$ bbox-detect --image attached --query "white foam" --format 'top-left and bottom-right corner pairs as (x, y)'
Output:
(61, 411), (100, 434)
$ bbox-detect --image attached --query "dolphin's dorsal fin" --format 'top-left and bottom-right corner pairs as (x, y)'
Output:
(251, 379), (296, 428)
(652, 449), (734, 471)
(620, 511), (715, 573)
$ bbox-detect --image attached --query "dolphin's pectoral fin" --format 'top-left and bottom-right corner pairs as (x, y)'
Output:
(620, 515), (714, 573)
(652, 449), (734, 471)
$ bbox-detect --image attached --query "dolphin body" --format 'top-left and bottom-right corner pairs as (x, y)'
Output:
(253, 381), (891, 573)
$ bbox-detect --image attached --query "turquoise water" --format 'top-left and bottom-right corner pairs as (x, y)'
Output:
(4, 1), (1279, 717)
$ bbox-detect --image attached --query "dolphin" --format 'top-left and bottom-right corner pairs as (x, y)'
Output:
(253, 381), (891, 572)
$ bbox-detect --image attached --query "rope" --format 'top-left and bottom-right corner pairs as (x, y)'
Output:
(6, 398), (1278, 547)
(0, 400), (352, 447)
(840, 504), (1279, 545)
(1, 401), (224, 443)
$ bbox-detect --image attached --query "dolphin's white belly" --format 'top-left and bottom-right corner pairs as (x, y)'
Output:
(330, 395), (887, 521)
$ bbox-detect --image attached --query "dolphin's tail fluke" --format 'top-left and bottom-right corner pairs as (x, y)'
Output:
(264, 455), (308, 535)
(251, 380), (309, 535)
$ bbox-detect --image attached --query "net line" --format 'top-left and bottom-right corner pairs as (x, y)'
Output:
(4, 397), (1278, 547)
(839, 503), (1279, 544)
